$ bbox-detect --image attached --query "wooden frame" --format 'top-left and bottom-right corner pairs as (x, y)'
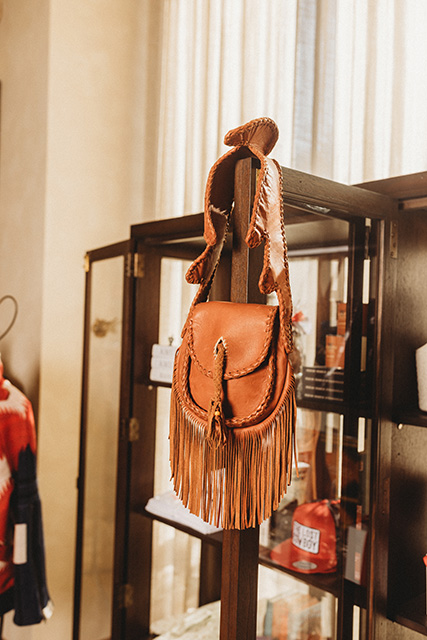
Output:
(73, 239), (137, 640)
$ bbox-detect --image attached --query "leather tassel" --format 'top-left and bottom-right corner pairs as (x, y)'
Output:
(206, 339), (227, 448)
(207, 399), (226, 448)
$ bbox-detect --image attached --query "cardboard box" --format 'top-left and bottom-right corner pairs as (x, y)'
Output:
(325, 335), (345, 369)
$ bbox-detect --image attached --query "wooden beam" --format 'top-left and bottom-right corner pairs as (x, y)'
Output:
(219, 157), (260, 640)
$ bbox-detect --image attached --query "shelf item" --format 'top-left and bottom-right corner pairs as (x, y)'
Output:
(302, 367), (344, 403)
(145, 492), (222, 536)
(263, 591), (326, 640)
(151, 600), (220, 640)
(270, 500), (339, 576)
(141, 507), (223, 548)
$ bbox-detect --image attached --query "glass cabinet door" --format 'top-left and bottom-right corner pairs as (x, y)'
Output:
(73, 241), (135, 640)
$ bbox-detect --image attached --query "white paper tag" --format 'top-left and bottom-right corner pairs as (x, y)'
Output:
(150, 344), (176, 383)
(292, 521), (320, 554)
(13, 523), (27, 565)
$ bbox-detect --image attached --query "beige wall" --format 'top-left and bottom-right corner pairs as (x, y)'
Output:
(0, 0), (49, 417)
(0, 0), (159, 637)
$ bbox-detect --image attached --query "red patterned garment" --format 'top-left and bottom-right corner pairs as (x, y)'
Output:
(0, 361), (52, 625)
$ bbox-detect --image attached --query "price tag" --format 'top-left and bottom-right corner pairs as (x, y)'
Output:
(150, 344), (176, 384)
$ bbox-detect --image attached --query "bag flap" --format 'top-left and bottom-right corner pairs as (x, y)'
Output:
(188, 301), (278, 379)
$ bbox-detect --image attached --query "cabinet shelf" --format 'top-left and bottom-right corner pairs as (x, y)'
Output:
(392, 595), (427, 636)
(393, 409), (427, 429)
(139, 503), (342, 599)
(258, 545), (340, 597)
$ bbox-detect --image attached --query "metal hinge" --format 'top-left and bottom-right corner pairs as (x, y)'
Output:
(126, 252), (145, 278)
(117, 583), (134, 609)
(134, 253), (145, 278)
(121, 417), (140, 442)
(128, 417), (140, 441)
(125, 253), (133, 278)
(390, 221), (398, 259)
(84, 254), (90, 272)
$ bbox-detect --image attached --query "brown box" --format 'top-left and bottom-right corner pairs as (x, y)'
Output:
(325, 334), (345, 369)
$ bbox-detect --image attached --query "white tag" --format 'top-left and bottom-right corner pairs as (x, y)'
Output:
(150, 344), (176, 383)
(13, 523), (27, 565)
(151, 344), (175, 358)
(43, 599), (55, 620)
(292, 521), (320, 554)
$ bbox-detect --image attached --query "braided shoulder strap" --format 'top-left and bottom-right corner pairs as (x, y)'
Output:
(185, 117), (293, 353)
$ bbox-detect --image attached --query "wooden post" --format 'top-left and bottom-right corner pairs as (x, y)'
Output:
(220, 527), (260, 639)
(219, 157), (261, 640)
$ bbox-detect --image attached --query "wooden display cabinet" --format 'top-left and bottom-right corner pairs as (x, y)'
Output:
(73, 160), (427, 639)
(359, 172), (427, 637)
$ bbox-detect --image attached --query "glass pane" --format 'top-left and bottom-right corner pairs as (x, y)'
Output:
(286, 217), (350, 404)
(150, 257), (201, 628)
(258, 563), (337, 639)
(259, 407), (342, 638)
(158, 257), (195, 348)
(155, 257), (194, 496)
(79, 256), (124, 639)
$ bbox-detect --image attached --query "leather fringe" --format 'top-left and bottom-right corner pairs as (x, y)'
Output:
(169, 370), (297, 530)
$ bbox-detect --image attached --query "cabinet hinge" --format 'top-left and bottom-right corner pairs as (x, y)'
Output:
(121, 417), (140, 442)
(364, 224), (371, 260)
(84, 254), (90, 273)
(128, 417), (140, 441)
(135, 253), (145, 278)
(390, 221), (398, 259)
(125, 253), (133, 278)
(126, 252), (145, 278)
(117, 583), (134, 609)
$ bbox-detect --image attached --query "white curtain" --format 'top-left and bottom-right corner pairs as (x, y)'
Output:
(138, 0), (427, 627)
(140, 0), (427, 228)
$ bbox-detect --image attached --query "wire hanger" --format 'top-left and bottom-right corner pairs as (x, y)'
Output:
(0, 295), (18, 340)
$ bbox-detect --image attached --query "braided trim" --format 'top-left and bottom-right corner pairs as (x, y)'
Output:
(273, 158), (294, 352)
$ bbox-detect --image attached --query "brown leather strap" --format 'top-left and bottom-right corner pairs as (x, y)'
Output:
(185, 117), (293, 353)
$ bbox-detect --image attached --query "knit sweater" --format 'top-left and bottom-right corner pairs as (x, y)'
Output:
(0, 362), (52, 625)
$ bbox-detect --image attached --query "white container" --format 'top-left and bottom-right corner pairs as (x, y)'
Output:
(284, 462), (310, 505)
(416, 343), (427, 412)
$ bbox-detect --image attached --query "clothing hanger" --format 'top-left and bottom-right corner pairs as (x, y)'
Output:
(0, 295), (18, 341)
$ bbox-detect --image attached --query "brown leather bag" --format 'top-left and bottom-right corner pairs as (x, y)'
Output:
(170, 118), (297, 530)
